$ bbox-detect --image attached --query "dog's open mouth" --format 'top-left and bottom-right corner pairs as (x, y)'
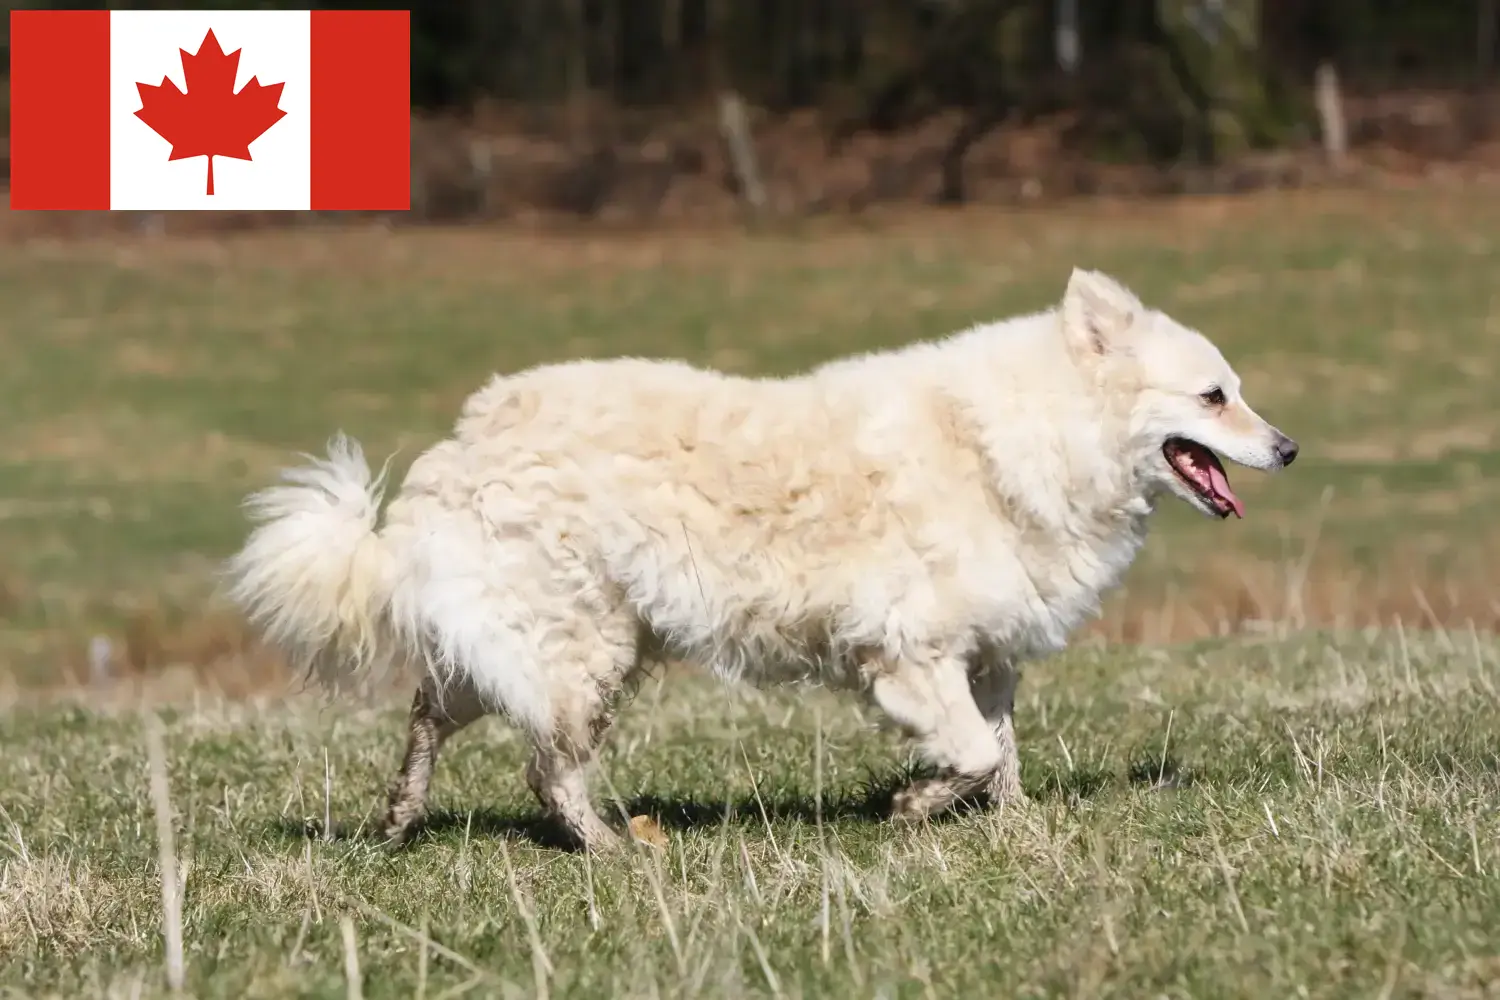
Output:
(1163, 437), (1245, 519)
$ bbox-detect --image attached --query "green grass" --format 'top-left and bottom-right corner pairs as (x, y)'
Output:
(5, 632), (1500, 998)
(3, 186), (1500, 996)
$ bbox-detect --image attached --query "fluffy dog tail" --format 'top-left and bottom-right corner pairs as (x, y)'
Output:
(225, 434), (399, 691)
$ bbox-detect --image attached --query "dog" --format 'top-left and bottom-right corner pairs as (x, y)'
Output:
(225, 268), (1297, 850)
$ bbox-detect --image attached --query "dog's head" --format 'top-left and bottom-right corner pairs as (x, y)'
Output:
(1060, 268), (1298, 519)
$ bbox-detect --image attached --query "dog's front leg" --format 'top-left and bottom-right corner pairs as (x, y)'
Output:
(865, 643), (1005, 822)
(968, 649), (1026, 805)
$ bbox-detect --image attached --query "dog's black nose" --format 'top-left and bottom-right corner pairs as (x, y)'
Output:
(1276, 435), (1299, 467)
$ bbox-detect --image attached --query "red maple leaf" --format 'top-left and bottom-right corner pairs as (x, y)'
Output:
(134, 29), (287, 196)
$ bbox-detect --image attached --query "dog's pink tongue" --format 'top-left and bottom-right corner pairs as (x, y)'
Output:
(1208, 464), (1245, 518)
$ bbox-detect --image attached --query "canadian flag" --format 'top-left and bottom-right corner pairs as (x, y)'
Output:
(9, 9), (410, 211)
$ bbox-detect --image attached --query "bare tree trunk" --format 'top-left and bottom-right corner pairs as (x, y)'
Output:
(662, 0), (680, 50)
(718, 91), (769, 219)
(705, 0), (766, 220)
(938, 104), (1008, 205)
(1155, 0), (1284, 164)
(1055, 0), (1080, 74)
(833, 1), (970, 141)
(1481, 0), (1498, 82)
(1313, 61), (1347, 172)
(708, 0), (728, 92)
(565, 0), (588, 143)
(601, 0), (618, 103)
(662, 0), (682, 101)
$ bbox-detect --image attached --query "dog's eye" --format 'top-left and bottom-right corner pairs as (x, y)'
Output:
(1200, 387), (1226, 407)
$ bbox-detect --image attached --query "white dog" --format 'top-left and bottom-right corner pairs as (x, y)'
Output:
(226, 268), (1297, 850)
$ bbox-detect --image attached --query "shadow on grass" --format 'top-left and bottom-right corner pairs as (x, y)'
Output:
(264, 757), (1142, 851)
(265, 774), (913, 852)
(265, 809), (578, 852)
(1017, 751), (1195, 803)
(1125, 752), (1196, 791)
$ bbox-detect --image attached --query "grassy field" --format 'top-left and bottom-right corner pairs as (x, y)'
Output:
(3, 186), (1500, 997)
(4, 631), (1500, 998)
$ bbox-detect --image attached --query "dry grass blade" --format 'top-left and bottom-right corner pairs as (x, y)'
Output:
(597, 763), (688, 978)
(142, 713), (184, 993)
(339, 894), (489, 980)
(341, 916), (363, 1000)
(417, 911), (430, 1000)
(1209, 822), (1251, 936)
(498, 839), (553, 1000)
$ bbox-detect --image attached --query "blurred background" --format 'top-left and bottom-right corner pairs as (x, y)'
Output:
(6, 0), (1500, 226)
(1, 1), (1498, 696)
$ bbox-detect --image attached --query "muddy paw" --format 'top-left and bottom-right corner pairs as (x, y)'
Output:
(890, 779), (953, 822)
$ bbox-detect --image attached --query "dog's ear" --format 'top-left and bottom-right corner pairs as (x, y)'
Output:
(1061, 268), (1140, 359)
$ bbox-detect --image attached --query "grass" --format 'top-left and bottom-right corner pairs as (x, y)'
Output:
(3, 185), (1500, 996)
(4, 631), (1500, 997)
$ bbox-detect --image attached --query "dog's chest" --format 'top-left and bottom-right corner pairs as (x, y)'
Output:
(982, 513), (1150, 654)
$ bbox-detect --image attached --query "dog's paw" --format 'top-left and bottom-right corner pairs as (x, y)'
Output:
(889, 778), (952, 822)
(380, 812), (422, 850)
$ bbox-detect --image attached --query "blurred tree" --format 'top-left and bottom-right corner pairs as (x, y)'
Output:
(1, 0), (1490, 166)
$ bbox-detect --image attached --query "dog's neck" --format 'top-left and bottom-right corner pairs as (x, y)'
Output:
(938, 316), (1146, 534)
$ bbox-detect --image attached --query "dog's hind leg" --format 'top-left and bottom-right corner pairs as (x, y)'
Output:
(525, 742), (617, 851)
(382, 674), (487, 846)
(524, 610), (645, 852)
(969, 649), (1026, 805)
(866, 643), (1003, 822)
